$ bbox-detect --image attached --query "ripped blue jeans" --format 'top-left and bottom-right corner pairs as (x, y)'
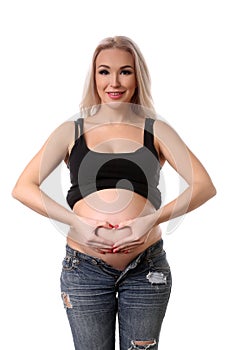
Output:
(60, 239), (172, 350)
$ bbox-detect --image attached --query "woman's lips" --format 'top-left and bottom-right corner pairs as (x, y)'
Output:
(107, 92), (125, 99)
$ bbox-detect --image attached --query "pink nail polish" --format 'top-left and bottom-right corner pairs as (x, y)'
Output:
(114, 225), (119, 229)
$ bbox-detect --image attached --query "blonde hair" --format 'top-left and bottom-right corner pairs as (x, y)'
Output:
(80, 36), (156, 117)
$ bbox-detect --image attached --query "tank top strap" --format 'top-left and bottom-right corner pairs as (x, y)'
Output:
(144, 118), (159, 159)
(74, 118), (84, 141)
(144, 117), (155, 146)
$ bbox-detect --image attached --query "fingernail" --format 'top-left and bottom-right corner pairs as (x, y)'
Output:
(113, 248), (118, 253)
(114, 225), (119, 229)
(109, 224), (114, 228)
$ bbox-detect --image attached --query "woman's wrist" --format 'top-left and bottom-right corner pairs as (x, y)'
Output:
(68, 211), (81, 227)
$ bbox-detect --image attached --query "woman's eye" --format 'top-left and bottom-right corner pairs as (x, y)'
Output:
(120, 70), (132, 75)
(98, 69), (109, 75)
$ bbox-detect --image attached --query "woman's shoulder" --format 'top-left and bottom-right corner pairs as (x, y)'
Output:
(43, 121), (76, 155)
(153, 118), (180, 139)
(49, 120), (75, 139)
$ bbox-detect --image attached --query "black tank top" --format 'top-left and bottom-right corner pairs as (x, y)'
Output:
(66, 117), (161, 209)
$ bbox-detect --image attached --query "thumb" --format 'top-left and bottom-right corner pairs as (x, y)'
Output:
(97, 221), (113, 229)
(118, 219), (133, 229)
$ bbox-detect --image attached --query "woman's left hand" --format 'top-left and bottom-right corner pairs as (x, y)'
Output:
(112, 212), (158, 253)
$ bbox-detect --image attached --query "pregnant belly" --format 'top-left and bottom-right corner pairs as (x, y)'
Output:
(67, 189), (161, 270)
(74, 188), (155, 220)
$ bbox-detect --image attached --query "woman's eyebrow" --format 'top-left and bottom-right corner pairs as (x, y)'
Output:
(97, 64), (134, 69)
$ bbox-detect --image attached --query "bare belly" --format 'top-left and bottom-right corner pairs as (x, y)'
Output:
(67, 189), (162, 270)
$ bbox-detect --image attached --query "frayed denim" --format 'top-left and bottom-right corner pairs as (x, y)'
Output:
(60, 239), (172, 349)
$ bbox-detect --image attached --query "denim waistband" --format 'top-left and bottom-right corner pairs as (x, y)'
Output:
(65, 239), (164, 267)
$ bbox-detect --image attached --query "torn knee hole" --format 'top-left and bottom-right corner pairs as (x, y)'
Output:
(130, 339), (157, 349)
(61, 292), (73, 309)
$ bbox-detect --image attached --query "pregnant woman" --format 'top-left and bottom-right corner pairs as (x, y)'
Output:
(12, 36), (216, 350)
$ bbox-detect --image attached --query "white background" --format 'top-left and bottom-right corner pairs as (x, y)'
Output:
(1, 0), (232, 349)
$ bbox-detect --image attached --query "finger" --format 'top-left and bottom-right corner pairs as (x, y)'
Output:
(68, 228), (113, 248)
(113, 239), (143, 252)
(88, 236), (114, 249)
(117, 221), (133, 229)
(112, 236), (138, 249)
(113, 242), (143, 254)
(94, 248), (114, 255)
(96, 220), (119, 229)
(97, 222), (113, 229)
(94, 226), (113, 236)
(89, 242), (114, 250)
(120, 242), (142, 252)
(113, 243), (142, 253)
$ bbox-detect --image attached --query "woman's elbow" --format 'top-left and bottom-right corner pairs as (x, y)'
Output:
(12, 183), (23, 201)
(12, 181), (30, 203)
(196, 179), (217, 204)
(208, 182), (217, 200)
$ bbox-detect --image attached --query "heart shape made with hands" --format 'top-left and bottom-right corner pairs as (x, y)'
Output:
(96, 225), (132, 244)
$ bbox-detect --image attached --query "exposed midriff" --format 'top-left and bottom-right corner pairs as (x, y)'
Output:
(67, 188), (162, 270)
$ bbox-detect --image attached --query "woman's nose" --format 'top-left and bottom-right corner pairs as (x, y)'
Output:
(110, 74), (121, 88)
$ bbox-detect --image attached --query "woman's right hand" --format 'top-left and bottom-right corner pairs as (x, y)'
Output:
(68, 214), (114, 254)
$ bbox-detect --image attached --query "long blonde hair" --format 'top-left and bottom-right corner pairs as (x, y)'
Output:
(80, 36), (156, 117)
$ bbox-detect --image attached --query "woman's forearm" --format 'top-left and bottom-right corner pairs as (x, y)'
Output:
(156, 181), (216, 225)
(12, 183), (76, 226)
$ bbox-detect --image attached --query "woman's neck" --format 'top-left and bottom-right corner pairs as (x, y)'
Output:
(92, 103), (140, 124)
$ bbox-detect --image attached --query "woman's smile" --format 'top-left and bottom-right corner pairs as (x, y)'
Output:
(107, 91), (126, 99)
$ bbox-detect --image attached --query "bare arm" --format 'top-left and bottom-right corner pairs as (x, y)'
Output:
(12, 121), (113, 250)
(155, 120), (216, 224)
(113, 120), (216, 251)
(12, 121), (75, 224)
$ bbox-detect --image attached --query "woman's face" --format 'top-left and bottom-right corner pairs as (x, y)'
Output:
(95, 48), (137, 105)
